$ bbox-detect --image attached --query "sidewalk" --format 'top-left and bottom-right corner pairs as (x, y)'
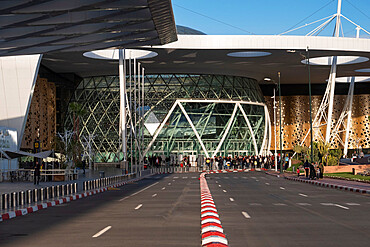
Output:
(266, 170), (370, 194)
(0, 169), (121, 195)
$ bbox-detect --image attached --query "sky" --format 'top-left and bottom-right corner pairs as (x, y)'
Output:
(172, 0), (370, 38)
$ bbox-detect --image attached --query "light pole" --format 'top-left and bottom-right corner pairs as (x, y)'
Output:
(306, 47), (314, 164)
(264, 77), (278, 171)
(278, 72), (283, 173)
(288, 48), (314, 163)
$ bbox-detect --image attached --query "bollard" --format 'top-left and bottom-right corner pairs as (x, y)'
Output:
(26, 190), (32, 204)
(11, 192), (17, 208)
(40, 188), (44, 201)
(51, 186), (55, 199)
(83, 181), (86, 191)
(34, 189), (38, 203)
(56, 185), (60, 197)
(19, 191), (25, 206)
(46, 187), (50, 200)
(2, 193), (9, 210)
(66, 184), (70, 195)
(61, 185), (65, 196)
(74, 183), (77, 193)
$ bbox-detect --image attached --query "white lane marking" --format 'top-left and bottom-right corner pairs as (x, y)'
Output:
(273, 203), (287, 206)
(297, 203), (311, 206)
(173, 180), (175, 182)
(229, 198), (235, 202)
(224, 177), (229, 179)
(256, 180), (259, 182)
(265, 183), (270, 185)
(152, 193), (157, 197)
(320, 203), (349, 210)
(280, 187), (285, 190)
(162, 187), (166, 190)
(218, 185), (221, 187)
(119, 182), (159, 201)
(168, 183), (171, 185)
(299, 193), (308, 197)
(242, 211), (251, 219)
(192, 177), (197, 179)
(135, 204), (143, 210)
(242, 177), (247, 179)
(334, 204), (349, 210)
(215, 181), (218, 183)
(92, 226), (112, 238)
(183, 177), (188, 179)
(174, 177), (179, 179)
(223, 190), (227, 193)
(345, 203), (360, 206)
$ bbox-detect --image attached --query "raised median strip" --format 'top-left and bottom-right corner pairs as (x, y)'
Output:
(0, 174), (152, 222)
(263, 172), (370, 195)
(284, 176), (370, 194)
(200, 172), (229, 247)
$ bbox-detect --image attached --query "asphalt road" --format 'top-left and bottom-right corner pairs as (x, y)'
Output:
(207, 172), (370, 247)
(0, 171), (369, 247)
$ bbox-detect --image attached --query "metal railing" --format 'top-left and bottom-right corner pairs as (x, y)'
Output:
(1, 182), (78, 211)
(82, 173), (136, 191)
(0, 169), (78, 182)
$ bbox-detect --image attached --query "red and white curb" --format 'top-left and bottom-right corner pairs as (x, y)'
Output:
(200, 172), (228, 247)
(285, 176), (370, 194)
(0, 175), (151, 222)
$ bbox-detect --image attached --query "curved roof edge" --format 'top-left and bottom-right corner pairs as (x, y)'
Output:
(153, 35), (370, 53)
(147, 0), (178, 45)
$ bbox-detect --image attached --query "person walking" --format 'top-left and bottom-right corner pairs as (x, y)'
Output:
(304, 160), (310, 178)
(34, 161), (41, 185)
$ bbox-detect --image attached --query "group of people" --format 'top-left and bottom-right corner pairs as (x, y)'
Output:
(204, 155), (285, 170)
(146, 154), (292, 170)
(297, 161), (324, 180)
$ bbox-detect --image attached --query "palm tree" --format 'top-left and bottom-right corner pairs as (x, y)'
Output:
(317, 140), (331, 165)
(69, 102), (87, 141)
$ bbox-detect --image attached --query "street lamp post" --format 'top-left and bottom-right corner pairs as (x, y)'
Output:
(278, 72), (283, 173)
(273, 87), (278, 171)
(264, 77), (278, 172)
(306, 47), (314, 164)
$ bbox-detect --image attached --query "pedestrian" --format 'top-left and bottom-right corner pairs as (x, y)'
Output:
(309, 163), (316, 180)
(34, 161), (41, 185)
(304, 160), (309, 178)
(297, 167), (300, 177)
(317, 166), (321, 179)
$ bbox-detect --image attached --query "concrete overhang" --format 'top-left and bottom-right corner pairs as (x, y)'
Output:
(41, 35), (370, 85)
(0, 0), (177, 56)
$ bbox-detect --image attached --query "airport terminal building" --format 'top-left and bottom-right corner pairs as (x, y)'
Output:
(0, 0), (369, 168)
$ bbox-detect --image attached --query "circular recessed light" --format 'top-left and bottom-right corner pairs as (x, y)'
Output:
(301, 56), (369, 66)
(334, 76), (370, 83)
(227, 51), (271, 58)
(83, 49), (158, 60)
(355, 68), (370, 73)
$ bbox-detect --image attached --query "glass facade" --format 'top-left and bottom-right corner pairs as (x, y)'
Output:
(65, 74), (268, 162)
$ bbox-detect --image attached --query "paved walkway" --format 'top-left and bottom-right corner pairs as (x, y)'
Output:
(0, 169), (122, 195)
